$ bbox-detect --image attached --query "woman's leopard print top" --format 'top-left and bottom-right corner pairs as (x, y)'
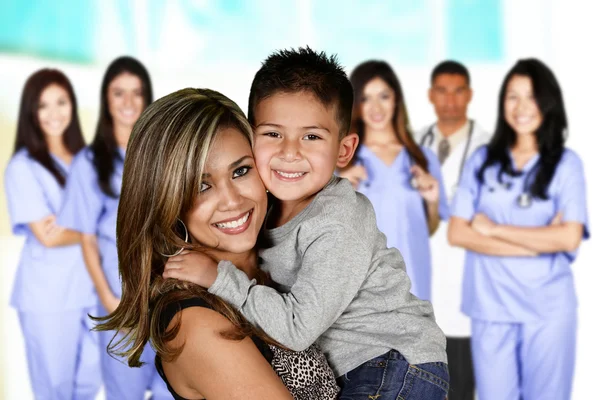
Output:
(269, 343), (340, 399)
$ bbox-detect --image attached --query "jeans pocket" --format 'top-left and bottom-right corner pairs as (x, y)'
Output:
(397, 362), (449, 400)
(338, 356), (390, 399)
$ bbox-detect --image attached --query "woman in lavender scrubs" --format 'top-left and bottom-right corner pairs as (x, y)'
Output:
(448, 59), (588, 400)
(340, 60), (449, 301)
(58, 57), (170, 399)
(4, 69), (100, 399)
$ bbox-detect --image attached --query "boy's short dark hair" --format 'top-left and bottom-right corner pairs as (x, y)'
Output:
(431, 60), (470, 86)
(248, 47), (353, 137)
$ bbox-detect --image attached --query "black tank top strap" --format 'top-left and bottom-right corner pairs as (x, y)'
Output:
(158, 297), (211, 334)
(155, 356), (186, 400)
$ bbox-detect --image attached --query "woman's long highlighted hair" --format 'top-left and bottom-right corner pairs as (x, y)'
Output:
(95, 88), (275, 367)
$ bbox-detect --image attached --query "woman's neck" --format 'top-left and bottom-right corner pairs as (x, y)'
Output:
(205, 249), (259, 279)
(512, 133), (538, 154)
(114, 124), (132, 149)
(45, 135), (72, 163)
(364, 125), (399, 147)
(511, 133), (539, 170)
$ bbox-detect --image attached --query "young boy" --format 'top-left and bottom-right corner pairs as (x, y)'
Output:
(165, 47), (449, 399)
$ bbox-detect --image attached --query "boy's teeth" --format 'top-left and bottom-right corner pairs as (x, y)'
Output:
(215, 211), (250, 229)
(277, 171), (304, 178)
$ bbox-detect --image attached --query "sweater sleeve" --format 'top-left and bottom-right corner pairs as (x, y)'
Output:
(209, 222), (371, 351)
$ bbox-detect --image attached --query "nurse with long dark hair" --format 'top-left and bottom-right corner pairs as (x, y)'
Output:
(340, 60), (449, 301)
(59, 57), (170, 399)
(5, 69), (100, 399)
(448, 59), (588, 400)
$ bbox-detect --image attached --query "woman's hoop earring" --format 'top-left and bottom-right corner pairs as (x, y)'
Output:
(159, 218), (189, 257)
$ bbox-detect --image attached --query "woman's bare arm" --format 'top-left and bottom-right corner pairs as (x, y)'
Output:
(81, 233), (120, 314)
(28, 215), (81, 247)
(448, 216), (537, 257)
(490, 222), (583, 254)
(162, 306), (293, 400)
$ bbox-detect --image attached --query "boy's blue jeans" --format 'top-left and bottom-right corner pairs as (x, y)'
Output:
(337, 350), (449, 400)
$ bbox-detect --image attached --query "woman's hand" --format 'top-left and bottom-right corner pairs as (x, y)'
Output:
(163, 250), (218, 288)
(410, 165), (439, 204)
(100, 293), (120, 314)
(551, 212), (563, 225)
(471, 213), (497, 237)
(43, 215), (66, 238)
(338, 164), (368, 189)
(28, 215), (79, 247)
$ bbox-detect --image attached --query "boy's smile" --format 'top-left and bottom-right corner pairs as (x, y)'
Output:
(273, 170), (308, 181)
(253, 91), (344, 208)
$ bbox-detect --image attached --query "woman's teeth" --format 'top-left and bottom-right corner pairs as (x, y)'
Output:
(215, 211), (250, 229)
(121, 109), (136, 117)
(516, 116), (533, 124)
(46, 120), (64, 128)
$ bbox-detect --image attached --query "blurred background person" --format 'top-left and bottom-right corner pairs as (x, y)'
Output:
(414, 60), (490, 400)
(4, 69), (100, 399)
(340, 60), (449, 301)
(58, 56), (170, 399)
(448, 59), (588, 400)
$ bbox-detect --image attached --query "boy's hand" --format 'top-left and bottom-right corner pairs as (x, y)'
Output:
(163, 250), (218, 288)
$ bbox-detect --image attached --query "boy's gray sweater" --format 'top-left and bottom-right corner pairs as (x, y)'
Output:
(209, 177), (447, 377)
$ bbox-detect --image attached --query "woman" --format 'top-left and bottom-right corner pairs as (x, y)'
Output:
(340, 60), (449, 301)
(95, 88), (339, 399)
(4, 69), (100, 399)
(448, 59), (588, 400)
(58, 57), (169, 399)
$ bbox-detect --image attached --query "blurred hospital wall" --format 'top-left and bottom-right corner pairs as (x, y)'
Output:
(1, 1), (598, 399)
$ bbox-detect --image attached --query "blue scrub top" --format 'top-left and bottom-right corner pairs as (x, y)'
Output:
(452, 146), (589, 322)
(58, 147), (125, 297)
(4, 149), (96, 312)
(356, 145), (450, 301)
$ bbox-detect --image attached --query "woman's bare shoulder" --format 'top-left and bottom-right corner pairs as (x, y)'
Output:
(162, 305), (292, 400)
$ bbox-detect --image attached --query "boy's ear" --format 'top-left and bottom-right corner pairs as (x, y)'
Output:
(337, 133), (359, 168)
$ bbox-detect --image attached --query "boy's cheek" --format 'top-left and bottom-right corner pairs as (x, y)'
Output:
(253, 159), (273, 184)
(251, 144), (273, 169)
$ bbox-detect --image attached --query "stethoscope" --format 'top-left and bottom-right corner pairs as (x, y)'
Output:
(417, 120), (475, 193)
(493, 162), (539, 209)
(356, 121), (475, 191)
(354, 150), (424, 190)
